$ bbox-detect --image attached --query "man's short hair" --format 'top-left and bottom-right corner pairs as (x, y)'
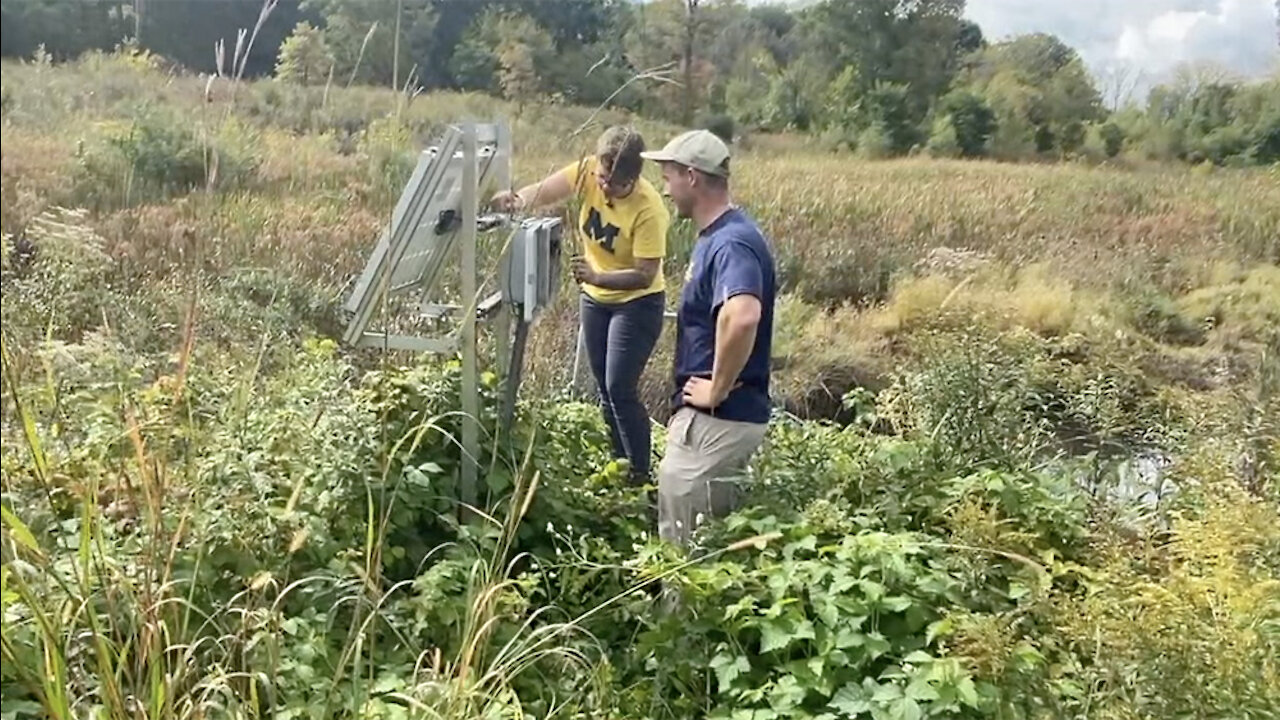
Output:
(698, 168), (729, 190)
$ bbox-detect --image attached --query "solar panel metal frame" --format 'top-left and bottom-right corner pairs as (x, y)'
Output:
(341, 122), (510, 349)
(337, 121), (539, 519)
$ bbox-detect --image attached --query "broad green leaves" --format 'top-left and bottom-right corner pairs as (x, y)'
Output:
(827, 656), (980, 719)
(637, 516), (988, 719)
(760, 616), (817, 654)
(830, 679), (874, 715)
(713, 652), (752, 689)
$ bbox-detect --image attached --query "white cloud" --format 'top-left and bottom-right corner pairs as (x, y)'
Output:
(965, 0), (1279, 95)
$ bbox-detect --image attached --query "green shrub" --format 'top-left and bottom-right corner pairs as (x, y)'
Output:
(75, 111), (260, 208)
(926, 116), (962, 159)
(856, 122), (894, 160)
(84, 111), (206, 201)
(938, 90), (997, 158)
(208, 115), (264, 190)
(1176, 264), (1280, 341)
(243, 79), (329, 134)
(747, 417), (865, 516)
(880, 328), (1173, 465)
(1083, 121), (1126, 161)
(1048, 476), (1280, 718)
(197, 268), (344, 347)
(359, 115), (416, 204)
(1124, 287), (1207, 346)
(700, 113), (736, 144)
(629, 516), (1009, 719)
(879, 329), (1056, 465)
(1100, 121), (1125, 158)
(275, 21), (335, 87)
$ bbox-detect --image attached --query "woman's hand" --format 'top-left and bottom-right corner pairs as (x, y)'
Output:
(489, 189), (525, 212)
(571, 256), (598, 285)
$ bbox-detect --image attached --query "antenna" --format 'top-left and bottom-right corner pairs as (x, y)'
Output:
(341, 120), (563, 512)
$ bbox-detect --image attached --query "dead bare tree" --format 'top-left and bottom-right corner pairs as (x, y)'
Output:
(1099, 61), (1145, 111)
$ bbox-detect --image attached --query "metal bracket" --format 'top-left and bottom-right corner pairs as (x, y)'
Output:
(435, 208), (461, 235)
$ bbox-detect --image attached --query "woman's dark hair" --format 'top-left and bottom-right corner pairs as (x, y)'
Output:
(596, 126), (645, 185)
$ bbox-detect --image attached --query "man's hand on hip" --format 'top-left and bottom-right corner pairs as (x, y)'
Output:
(682, 376), (741, 409)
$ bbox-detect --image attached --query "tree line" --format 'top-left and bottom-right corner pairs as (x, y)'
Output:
(2, 0), (1277, 165)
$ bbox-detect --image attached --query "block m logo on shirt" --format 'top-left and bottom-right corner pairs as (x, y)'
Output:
(582, 207), (621, 254)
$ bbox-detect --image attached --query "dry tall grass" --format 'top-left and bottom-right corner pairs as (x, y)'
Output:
(2, 54), (1277, 418)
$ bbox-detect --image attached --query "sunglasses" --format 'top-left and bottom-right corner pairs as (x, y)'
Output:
(595, 165), (636, 192)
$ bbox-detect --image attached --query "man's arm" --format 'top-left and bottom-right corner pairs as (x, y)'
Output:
(683, 240), (764, 409)
(709, 293), (761, 402)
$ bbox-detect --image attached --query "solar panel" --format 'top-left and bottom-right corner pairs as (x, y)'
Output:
(388, 140), (505, 292)
(341, 123), (510, 347)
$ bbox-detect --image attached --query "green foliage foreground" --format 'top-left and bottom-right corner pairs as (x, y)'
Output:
(1, 274), (1277, 718)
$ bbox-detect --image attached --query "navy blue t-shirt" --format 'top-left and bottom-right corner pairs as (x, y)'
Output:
(672, 207), (776, 424)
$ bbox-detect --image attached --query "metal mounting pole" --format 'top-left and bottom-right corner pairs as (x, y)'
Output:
(460, 123), (480, 516)
(492, 121), (515, 410)
(501, 315), (529, 430)
(494, 304), (512, 381)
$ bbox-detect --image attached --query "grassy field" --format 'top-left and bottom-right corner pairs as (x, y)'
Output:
(1, 50), (1278, 719)
(3, 52), (1277, 415)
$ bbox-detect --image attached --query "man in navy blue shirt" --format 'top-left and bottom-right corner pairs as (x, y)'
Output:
(641, 130), (777, 546)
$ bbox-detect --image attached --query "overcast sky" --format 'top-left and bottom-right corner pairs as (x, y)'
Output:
(964, 0), (1279, 96)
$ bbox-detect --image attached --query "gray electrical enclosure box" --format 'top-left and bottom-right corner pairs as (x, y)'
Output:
(501, 217), (563, 323)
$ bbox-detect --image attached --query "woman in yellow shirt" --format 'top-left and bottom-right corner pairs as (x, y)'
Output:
(491, 126), (670, 486)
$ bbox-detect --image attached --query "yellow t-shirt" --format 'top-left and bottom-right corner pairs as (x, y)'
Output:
(560, 156), (669, 304)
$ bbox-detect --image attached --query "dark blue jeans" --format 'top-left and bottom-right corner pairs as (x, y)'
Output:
(580, 291), (665, 481)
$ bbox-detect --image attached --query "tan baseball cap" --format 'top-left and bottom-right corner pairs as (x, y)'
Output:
(640, 129), (731, 178)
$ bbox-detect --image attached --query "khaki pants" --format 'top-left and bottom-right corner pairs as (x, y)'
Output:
(657, 407), (768, 546)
